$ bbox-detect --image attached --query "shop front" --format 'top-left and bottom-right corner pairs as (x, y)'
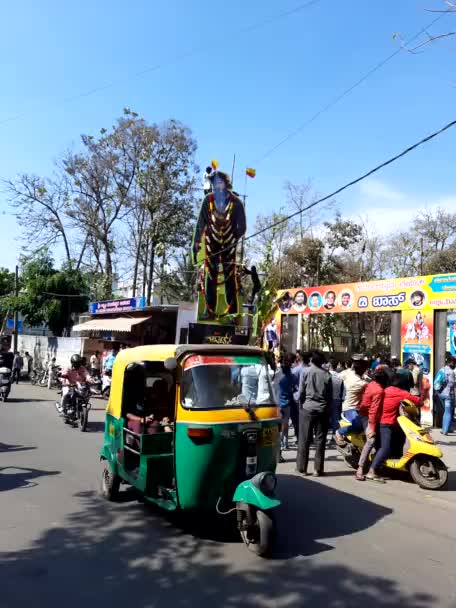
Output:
(72, 297), (180, 361)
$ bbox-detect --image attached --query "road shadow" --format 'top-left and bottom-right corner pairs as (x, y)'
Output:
(89, 402), (109, 411)
(0, 466), (60, 492)
(0, 489), (433, 608)
(6, 397), (52, 403)
(87, 421), (105, 433)
(274, 474), (393, 559)
(0, 442), (36, 453)
(446, 470), (456, 491)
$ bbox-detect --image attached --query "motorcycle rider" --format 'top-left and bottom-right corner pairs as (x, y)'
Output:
(0, 338), (13, 400)
(0, 337), (14, 369)
(57, 354), (93, 414)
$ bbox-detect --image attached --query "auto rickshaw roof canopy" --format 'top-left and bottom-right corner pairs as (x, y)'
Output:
(106, 344), (267, 419)
(113, 344), (264, 368)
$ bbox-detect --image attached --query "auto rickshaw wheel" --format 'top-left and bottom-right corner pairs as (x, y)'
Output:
(100, 461), (121, 501)
(240, 509), (275, 557)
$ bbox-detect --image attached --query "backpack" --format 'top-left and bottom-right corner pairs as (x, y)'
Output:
(434, 367), (447, 393)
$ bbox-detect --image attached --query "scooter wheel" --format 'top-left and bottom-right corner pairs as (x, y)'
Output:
(240, 509), (275, 557)
(410, 456), (448, 490)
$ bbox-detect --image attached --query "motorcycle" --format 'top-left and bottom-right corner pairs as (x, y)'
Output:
(0, 367), (12, 402)
(55, 383), (91, 432)
(30, 368), (45, 386)
(336, 401), (448, 490)
(48, 366), (62, 389)
(90, 370), (111, 400)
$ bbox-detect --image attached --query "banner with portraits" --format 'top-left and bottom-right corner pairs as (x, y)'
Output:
(275, 274), (456, 316)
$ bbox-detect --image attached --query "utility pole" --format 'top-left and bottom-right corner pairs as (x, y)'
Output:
(420, 238), (424, 275)
(230, 153), (236, 187)
(13, 264), (19, 352)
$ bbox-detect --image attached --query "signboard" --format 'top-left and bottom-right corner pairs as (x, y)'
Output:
(90, 296), (146, 315)
(5, 319), (23, 333)
(275, 273), (456, 315)
(400, 308), (433, 425)
(188, 323), (249, 345)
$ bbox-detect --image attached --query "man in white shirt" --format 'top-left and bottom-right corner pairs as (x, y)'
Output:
(336, 356), (368, 444)
(90, 351), (101, 377)
(203, 166), (213, 195)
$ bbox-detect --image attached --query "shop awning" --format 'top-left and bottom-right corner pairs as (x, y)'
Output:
(72, 316), (151, 334)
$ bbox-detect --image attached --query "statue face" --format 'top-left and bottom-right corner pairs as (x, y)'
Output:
(213, 174), (228, 209)
(213, 175), (226, 192)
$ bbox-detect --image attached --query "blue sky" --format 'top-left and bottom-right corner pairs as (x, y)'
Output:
(1, 0), (455, 270)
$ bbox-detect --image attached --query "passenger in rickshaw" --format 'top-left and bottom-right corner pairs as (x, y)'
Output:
(126, 378), (172, 435)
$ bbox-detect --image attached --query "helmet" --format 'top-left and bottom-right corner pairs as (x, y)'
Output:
(70, 354), (82, 368)
(400, 399), (420, 423)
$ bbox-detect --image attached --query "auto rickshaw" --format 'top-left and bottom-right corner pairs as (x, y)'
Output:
(100, 344), (281, 556)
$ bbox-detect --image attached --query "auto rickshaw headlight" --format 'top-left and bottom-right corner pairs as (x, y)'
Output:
(251, 472), (277, 496)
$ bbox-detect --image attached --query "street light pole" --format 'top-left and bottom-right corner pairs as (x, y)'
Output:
(13, 264), (18, 352)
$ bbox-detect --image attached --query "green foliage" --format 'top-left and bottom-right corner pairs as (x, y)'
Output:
(8, 250), (88, 336)
(0, 267), (15, 319)
(158, 252), (196, 303)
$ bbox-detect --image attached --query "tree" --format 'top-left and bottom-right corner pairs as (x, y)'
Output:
(284, 180), (318, 239)
(157, 251), (196, 303)
(412, 208), (456, 252)
(395, 2), (456, 53)
(131, 119), (198, 304)
(385, 231), (420, 277)
(63, 111), (140, 297)
(6, 250), (88, 336)
(270, 237), (324, 289)
(4, 174), (80, 268)
(0, 268), (15, 324)
(424, 243), (456, 274)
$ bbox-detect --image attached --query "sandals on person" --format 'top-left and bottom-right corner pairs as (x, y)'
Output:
(335, 431), (346, 447)
(355, 471), (365, 481)
(365, 473), (386, 483)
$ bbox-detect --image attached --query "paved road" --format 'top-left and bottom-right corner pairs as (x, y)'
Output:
(1, 383), (456, 608)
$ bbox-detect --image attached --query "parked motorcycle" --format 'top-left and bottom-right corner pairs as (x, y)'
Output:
(55, 383), (91, 431)
(336, 400), (448, 490)
(0, 367), (12, 402)
(48, 366), (62, 389)
(30, 368), (44, 385)
(90, 370), (111, 400)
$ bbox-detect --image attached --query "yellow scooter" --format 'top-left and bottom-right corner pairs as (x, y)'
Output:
(337, 402), (448, 490)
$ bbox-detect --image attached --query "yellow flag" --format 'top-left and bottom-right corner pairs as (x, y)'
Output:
(211, 159), (219, 170)
(246, 167), (256, 178)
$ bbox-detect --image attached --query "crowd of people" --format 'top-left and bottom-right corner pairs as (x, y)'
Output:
(272, 348), (456, 481)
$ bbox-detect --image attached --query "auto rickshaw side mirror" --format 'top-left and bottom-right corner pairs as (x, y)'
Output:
(164, 357), (178, 371)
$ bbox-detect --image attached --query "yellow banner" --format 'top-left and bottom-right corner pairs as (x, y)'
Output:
(275, 273), (456, 315)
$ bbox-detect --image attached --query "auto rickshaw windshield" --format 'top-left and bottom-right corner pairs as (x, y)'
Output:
(181, 354), (276, 409)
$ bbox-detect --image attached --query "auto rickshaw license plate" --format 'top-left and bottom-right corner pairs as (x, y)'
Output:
(261, 426), (278, 447)
(238, 423), (261, 431)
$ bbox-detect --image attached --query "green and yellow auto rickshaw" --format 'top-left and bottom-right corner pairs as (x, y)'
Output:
(100, 344), (281, 556)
